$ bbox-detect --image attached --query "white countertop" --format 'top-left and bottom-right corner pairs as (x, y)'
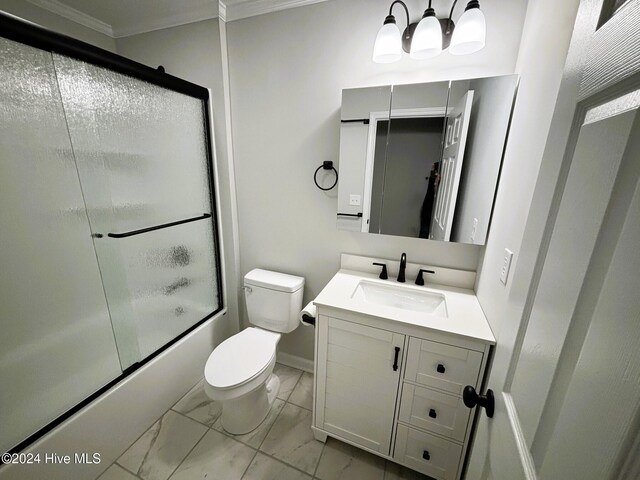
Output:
(313, 269), (496, 345)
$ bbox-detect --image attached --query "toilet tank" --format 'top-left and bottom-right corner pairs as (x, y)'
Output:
(244, 269), (305, 333)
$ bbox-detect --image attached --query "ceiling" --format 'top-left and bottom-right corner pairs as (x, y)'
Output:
(24, 0), (331, 37)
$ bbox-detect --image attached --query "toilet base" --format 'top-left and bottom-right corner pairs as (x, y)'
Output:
(220, 373), (281, 435)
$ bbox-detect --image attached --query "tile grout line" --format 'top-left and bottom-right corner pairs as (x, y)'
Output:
(114, 402), (177, 476)
(170, 407), (216, 430)
(164, 424), (209, 480)
(312, 439), (327, 479)
(238, 447), (260, 480)
(248, 448), (317, 478)
(254, 399), (285, 452)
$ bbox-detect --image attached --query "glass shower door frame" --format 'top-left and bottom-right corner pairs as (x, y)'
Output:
(0, 11), (224, 454)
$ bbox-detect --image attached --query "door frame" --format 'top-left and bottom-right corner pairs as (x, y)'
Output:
(466, 0), (640, 477)
(361, 107), (449, 233)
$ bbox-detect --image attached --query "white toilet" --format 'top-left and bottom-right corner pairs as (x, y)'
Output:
(204, 268), (304, 434)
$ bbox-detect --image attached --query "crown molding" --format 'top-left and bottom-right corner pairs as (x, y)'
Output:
(25, 0), (114, 36)
(112, 5), (218, 38)
(222, 0), (332, 22)
(25, 0), (330, 37)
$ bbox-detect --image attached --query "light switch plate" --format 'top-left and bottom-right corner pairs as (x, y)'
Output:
(500, 248), (513, 285)
(349, 194), (361, 206)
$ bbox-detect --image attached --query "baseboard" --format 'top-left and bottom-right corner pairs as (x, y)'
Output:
(276, 351), (314, 373)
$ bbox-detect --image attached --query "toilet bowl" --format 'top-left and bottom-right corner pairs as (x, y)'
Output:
(203, 269), (304, 434)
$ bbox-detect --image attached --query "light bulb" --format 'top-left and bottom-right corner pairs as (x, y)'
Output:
(450, 5), (486, 55)
(373, 20), (402, 64)
(410, 12), (442, 60)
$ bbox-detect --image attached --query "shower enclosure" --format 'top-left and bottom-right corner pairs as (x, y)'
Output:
(0, 14), (223, 454)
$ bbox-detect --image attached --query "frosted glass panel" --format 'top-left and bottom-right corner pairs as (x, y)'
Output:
(0, 38), (122, 453)
(52, 54), (212, 233)
(51, 54), (220, 366)
(111, 219), (219, 359)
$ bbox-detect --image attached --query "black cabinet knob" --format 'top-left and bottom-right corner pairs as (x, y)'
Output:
(92, 233), (103, 238)
(428, 408), (437, 419)
(463, 385), (495, 418)
(422, 450), (430, 461)
(436, 363), (445, 374)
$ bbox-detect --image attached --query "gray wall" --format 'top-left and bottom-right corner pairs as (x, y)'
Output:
(116, 19), (240, 339)
(451, 75), (518, 244)
(226, 0), (528, 361)
(0, 0), (116, 51)
(474, 0), (581, 337)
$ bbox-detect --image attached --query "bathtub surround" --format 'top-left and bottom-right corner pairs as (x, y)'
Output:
(0, 318), (227, 480)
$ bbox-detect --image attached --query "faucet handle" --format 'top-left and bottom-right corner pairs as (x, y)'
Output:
(373, 262), (388, 280)
(415, 268), (435, 286)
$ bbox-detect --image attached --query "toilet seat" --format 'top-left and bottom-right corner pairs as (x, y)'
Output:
(205, 327), (281, 391)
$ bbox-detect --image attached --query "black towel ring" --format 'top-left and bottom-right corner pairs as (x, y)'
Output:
(314, 161), (338, 191)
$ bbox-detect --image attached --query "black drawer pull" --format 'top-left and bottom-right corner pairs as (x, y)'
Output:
(429, 408), (437, 418)
(423, 450), (430, 461)
(393, 346), (400, 371)
(436, 363), (445, 374)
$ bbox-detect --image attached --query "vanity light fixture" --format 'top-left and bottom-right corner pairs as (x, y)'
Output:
(372, 0), (486, 63)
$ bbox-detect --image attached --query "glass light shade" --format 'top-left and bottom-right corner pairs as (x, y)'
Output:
(373, 22), (402, 63)
(410, 15), (443, 59)
(450, 7), (486, 55)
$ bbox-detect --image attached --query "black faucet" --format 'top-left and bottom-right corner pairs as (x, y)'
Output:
(397, 253), (407, 283)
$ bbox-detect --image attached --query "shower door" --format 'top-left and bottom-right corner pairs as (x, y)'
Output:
(0, 37), (122, 455)
(1, 15), (222, 455)
(53, 55), (221, 368)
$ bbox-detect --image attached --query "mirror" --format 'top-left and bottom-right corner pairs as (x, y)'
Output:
(337, 75), (518, 245)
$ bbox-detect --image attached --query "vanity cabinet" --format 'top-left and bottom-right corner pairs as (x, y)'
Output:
(314, 316), (405, 455)
(312, 310), (491, 480)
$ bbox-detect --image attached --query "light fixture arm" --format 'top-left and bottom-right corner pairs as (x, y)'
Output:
(387, 0), (412, 41)
(445, 0), (460, 35)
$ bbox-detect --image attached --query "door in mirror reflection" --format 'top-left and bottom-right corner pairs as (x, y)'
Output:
(431, 90), (474, 241)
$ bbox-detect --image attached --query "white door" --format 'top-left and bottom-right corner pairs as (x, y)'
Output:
(430, 91), (474, 241)
(466, 1), (640, 479)
(314, 316), (405, 455)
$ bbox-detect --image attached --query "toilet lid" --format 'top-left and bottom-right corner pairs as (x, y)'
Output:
(205, 327), (280, 390)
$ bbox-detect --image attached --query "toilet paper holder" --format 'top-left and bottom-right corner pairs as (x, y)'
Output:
(301, 314), (316, 326)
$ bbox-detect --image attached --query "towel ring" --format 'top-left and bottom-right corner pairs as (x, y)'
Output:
(314, 161), (338, 191)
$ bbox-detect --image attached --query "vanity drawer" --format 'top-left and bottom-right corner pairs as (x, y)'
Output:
(405, 337), (483, 395)
(399, 383), (471, 442)
(394, 424), (463, 480)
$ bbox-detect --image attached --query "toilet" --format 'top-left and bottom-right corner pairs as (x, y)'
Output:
(204, 268), (304, 434)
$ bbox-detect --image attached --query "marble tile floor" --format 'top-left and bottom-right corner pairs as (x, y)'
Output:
(98, 363), (431, 480)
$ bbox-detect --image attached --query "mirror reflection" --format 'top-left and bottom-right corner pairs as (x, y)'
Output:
(337, 75), (518, 245)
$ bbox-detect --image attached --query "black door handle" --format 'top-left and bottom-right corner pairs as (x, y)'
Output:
(393, 346), (400, 371)
(463, 386), (495, 418)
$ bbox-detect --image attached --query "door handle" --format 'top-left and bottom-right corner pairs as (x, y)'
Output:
(463, 386), (495, 418)
(393, 346), (400, 371)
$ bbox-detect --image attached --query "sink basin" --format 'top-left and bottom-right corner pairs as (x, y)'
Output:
(351, 281), (448, 318)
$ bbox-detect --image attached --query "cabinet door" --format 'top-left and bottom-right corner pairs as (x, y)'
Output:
(316, 316), (404, 455)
